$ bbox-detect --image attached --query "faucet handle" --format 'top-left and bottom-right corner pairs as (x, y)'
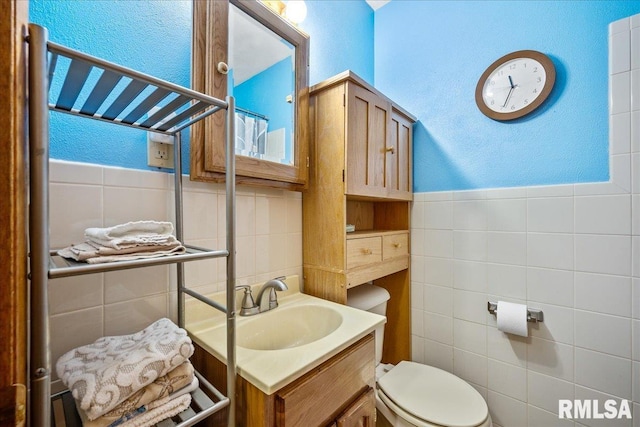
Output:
(235, 285), (259, 316)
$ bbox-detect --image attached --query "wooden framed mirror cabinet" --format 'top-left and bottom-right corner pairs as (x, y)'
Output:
(192, 0), (310, 190)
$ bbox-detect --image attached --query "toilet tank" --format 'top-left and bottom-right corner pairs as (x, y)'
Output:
(347, 284), (390, 365)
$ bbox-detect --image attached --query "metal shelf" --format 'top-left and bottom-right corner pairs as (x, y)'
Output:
(48, 246), (229, 279)
(28, 23), (237, 427)
(51, 371), (229, 427)
(45, 41), (227, 136)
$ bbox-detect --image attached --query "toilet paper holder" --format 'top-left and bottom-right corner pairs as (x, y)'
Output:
(487, 301), (544, 323)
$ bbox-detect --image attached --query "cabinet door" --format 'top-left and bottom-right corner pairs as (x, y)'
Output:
(275, 335), (375, 427)
(386, 110), (413, 200)
(335, 388), (376, 427)
(346, 83), (391, 199)
(191, 0), (310, 190)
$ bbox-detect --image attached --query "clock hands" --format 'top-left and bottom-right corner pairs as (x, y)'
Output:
(502, 75), (516, 108)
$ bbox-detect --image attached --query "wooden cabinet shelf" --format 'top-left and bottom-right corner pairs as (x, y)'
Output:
(303, 71), (415, 364)
(346, 229), (408, 239)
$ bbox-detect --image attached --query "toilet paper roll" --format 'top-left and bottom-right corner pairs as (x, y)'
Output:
(496, 301), (528, 337)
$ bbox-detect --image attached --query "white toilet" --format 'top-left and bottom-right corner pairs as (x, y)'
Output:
(347, 284), (492, 427)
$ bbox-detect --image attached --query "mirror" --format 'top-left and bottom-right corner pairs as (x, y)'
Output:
(191, 0), (310, 189)
(229, 4), (295, 165)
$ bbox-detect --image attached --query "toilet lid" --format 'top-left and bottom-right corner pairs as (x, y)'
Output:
(377, 361), (488, 427)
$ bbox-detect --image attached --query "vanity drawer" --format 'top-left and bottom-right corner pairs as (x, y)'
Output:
(382, 233), (408, 260)
(346, 237), (382, 269)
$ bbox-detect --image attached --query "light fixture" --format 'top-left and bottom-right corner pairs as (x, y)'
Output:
(260, 0), (307, 25)
(284, 0), (307, 24)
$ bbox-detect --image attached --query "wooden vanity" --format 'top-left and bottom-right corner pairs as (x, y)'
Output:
(191, 334), (376, 427)
(185, 287), (382, 427)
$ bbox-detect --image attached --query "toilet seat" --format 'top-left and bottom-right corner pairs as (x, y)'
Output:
(377, 361), (489, 427)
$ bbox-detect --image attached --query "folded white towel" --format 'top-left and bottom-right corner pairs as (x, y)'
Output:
(85, 221), (174, 240)
(85, 221), (177, 250)
(56, 318), (194, 420)
(57, 241), (183, 262)
(84, 245), (186, 264)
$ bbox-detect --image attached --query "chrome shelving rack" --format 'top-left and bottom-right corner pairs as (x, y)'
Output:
(27, 23), (237, 427)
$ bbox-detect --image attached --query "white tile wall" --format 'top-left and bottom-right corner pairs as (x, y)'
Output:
(454, 347), (488, 387)
(575, 272), (632, 317)
(488, 359), (527, 402)
(454, 260), (487, 292)
(488, 390), (528, 427)
(575, 385), (634, 427)
(48, 159), (303, 382)
(410, 15), (640, 425)
(528, 405), (575, 427)
(527, 267), (574, 307)
(487, 263), (526, 300)
(527, 371), (575, 415)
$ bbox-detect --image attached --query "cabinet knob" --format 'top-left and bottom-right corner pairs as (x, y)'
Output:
(385, 146), (395, 154)
(393, 242), (401, 248)
(217, 61), (229, 75)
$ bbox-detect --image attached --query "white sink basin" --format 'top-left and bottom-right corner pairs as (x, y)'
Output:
(237, 304), (343, 350)
(188, 286), (387, 394)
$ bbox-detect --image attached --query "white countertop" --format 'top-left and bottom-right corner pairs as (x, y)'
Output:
(186, 282), (385, 395)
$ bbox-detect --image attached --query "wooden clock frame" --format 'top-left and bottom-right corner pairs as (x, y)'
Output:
(475, 50), (556, 121)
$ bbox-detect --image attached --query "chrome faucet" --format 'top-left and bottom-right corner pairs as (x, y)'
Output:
(235, 277), (288, 316)
(256, 276), (288, 312)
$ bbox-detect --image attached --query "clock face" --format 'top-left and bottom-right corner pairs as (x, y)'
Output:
(482, 57), (546, 113)
(475, 50), (555, 121)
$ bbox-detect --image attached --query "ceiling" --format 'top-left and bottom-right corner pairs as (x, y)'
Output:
(366, 0), (391, 10)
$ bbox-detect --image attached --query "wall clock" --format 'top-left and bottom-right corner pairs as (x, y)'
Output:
(475, 50), (556, 121)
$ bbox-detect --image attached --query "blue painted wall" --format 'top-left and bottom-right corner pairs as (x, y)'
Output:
(30, 0), (193, 172)
(374, 1), (640, 192)
(302, 0), (374, 85)
(31, 0), (640, 190)
(29, 0), (374, 172)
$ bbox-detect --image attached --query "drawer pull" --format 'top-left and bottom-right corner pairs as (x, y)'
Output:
(393, 242), (401, 248)
(362, 248), (373, 255)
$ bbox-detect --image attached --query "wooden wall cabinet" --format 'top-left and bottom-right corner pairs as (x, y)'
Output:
(346, 83), (412, 200)
(303, 71), (415, 364)
(191, 0), (310, 190)
(191, 334), (376, 427)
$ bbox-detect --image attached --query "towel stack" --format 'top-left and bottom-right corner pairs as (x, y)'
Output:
(56, 318), (197, 427)
(58, 221), (186, 264)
